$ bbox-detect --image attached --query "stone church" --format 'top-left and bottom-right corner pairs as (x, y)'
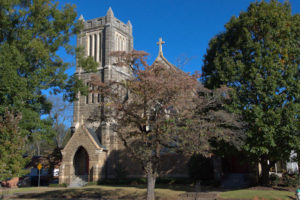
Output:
(59, 8), (188, 185)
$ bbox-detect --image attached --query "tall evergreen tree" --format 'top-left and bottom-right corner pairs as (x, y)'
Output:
(0, 0), (95, 179)
(202, 0), (300, 184)
(0, 109), (26, 180)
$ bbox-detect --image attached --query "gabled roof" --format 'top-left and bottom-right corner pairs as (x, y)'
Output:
(65, 124), (107, 151)
(154, 53), (177, 70)
(87, 127), (107, 150)
(153, 37), (177, 71)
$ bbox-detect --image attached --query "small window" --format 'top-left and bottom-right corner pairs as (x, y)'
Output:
(92, 94), (94, 103)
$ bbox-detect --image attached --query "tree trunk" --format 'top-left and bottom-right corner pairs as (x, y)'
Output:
(36, 142), (41, 156)
(147, 173), (156, 200)
(260, 157), (270, 185)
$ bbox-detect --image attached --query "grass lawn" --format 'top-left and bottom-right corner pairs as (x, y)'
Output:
(2, 185), (189, 200)
(1, 186), (64, 195)
(2, 185), (296, 200)
(219, 189), (295, 200)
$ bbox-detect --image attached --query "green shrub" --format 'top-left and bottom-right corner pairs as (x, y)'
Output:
(270, 173), (280, 186)
(282, 172), (298, 187)
(86, 181), (97, 186)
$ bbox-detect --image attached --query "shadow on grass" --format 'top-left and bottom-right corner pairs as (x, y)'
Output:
(13, 185), (224, 200)
(156, 184), (194, 192)
(14, 188), (143, 200)
(287, 195), (295, 200)
(99, 183), (194, 192)
(273, 187), (289, 191)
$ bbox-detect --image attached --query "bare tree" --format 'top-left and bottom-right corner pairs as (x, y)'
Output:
(176, 85), (245, 156)
(48, 95), (72, 148)
(174, 54), (196, 70)
(91, 50), (243, 200)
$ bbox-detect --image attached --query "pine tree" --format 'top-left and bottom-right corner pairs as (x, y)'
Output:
(0, 110), (27, 180)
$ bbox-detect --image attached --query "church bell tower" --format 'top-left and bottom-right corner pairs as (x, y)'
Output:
(73, 7), (133, 135)
(59, 8), (133, 184)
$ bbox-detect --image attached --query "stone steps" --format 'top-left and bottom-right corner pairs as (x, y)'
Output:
(178, 192), (218, 200)
(68, 176), (88, 188)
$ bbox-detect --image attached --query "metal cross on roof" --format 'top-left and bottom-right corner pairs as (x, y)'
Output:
(157, 37), (165, 55)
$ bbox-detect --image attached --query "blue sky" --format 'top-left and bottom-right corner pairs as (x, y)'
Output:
(54, 0), (299, 126)
(60, 0), (300, 75)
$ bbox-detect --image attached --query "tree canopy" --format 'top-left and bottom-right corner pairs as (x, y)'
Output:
(91, 50), (243, 200)
(91, 51), (198, 200)
(0, 0), (95, 179)
(202, 0), (300, 184)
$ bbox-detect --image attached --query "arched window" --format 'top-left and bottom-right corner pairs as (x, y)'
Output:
(121, 38), (123, 51)
(124, 38), (125, 50)
(87, 36), (89, 56)
(118, 36), (121, 51)
(94, 34), (97, 61)
(86, 82), (89, 104)
(98, 33), (101, 61)
(89, 35), (93, 57)
(116, 36), (118, 50)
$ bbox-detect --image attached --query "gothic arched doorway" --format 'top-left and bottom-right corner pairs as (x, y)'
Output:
(73, 146), (89, 177)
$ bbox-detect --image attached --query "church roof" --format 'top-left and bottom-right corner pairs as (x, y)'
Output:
(86, 127), (108, 151)
(153, 37), (177, 71)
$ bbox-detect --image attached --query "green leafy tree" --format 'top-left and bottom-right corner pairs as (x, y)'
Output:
(25, 117), (55, 156)
(0, 0), (95, 179)
(202, 0), (300, 184)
